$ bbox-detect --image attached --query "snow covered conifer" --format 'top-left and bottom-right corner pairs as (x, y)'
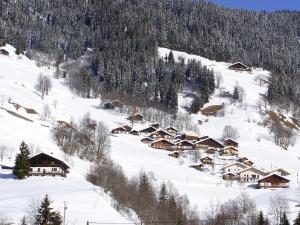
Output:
(34, 195), (62, 225)
(294, 213), (300, 225)
(280, 213), (290, 225)
(13, 141), (31, 179)
(233, 85), (239, 100)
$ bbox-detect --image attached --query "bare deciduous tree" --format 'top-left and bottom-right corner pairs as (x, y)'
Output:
(215, 72), (223, 89)
(222, 125), (239, 140)
(41, 104), (51, 121)
(269, 195), (289, 225)
(35, 74), (52, 99)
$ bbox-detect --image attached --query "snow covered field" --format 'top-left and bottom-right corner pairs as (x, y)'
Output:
(0, 44), (299, 222)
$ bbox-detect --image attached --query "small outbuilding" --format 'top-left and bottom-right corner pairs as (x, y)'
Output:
(0, 49), (9, 56)
(111, 126), (128, 134)
(228, 62), (251, 71)
(139, 126), (157, 135)
(127, 113), (144, 123)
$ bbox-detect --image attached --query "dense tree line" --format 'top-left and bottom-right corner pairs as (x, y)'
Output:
(1, 0), (299, 111)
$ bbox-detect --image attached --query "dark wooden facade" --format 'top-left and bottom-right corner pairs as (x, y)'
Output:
(200, 156), (213, 165)
(141, 137), (154, 144)
(149, 130), (174, 141)
(165, 127), (178, 135)
(129, 130), (139, 135)
(139, 126), (157, 135)
(29, 153), (70, 177)
(127, 113), (144, 122)
(195, 138), (224, 150)
(173, 140), (194, 150)
(258, 174), (289, 189)
(150, 123), (160, 129)
(111, 126), (127, 134)
(228, 62), (251, 71)
(0, 49), (9, 56)
(151, 139), (174, 150)
(224, 138), (239, 148)
(219, 146), (239, 156)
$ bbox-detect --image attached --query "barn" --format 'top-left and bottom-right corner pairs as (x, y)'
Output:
(149, 130), (174, 141)
(224, 138), (239, 148)
(258, 173), (290, 189)
(139, 126), (157, 135)
(228, 62), (251, 71)
(29, 153), (70, 177)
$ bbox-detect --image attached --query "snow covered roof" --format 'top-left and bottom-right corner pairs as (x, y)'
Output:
(221, 162), (248, 170)
(258, 173), (290, 182)
(228, 62), (249, 69)
(151, 139), (174, 145)
(149, 129), (173, 136)
(30, 152), (70, 168)
(184, 131), (199, 137)
(236, 167), (266, 176)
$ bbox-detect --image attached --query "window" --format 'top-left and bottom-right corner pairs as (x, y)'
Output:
(52, 168), (57, 172)
(38, 168), (40, 172)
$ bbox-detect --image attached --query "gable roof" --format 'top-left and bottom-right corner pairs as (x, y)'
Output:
(165, 126), (178, 132)
(30, 152), (70, 169)
(258, 173), (290, 182)
(174, 140), (194, 146)
(224, 138), (239, 144)
(151, 139), (174, 146)
(221, 146), (239, 151)
(195, 137), (224, 147)
(201, 156), (213, 160)
(221, 162), (248, 170)
(112, 126), (127, 132)
(236, 167), (266, 176)
(139, 126), (157, 133)
(267, 168), (290, 175)
(141, 137), (154, 141)
(149, 129), (173, 137)
(228, 62), (249, 69)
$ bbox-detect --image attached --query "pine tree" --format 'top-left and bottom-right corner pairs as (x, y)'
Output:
(13, 141), (31, 179)
(257, 211), (270, 225)
(294, 213), (300, 225)
(280, 213), (290, 225)
(20, 216), (27, 225)
(190, 96), (203, 114)
(35, 195), (62, 225)
(159, 182), (168, 203)
(233, 86), (239, 100)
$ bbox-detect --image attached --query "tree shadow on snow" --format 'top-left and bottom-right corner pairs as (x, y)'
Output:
(0, 173), (16, 179)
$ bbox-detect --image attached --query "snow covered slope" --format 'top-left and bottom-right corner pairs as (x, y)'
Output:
(0, 45), (131, 224)
(0, 44), (299, 222)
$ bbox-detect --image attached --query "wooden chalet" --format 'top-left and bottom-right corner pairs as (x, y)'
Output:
(189, 163), (203, 171)
(267, 168), (290, 177)
(122, 125), (133, 132)
(182, 131), (200, 141)
(127, 113), (144, 123)
(139, 126), (157, 135)
(111, 126), (127, 134)
(103, 102), (115, 110)
(141, 137), (154, 144)
(164, 126), (178, 135)
(222, 172), (236, 181)
(228, 62), (251, 71)
(194, 138), (224, 150)
(221, 162), (248, 174)
(150, 139), (174, 150)
(129, 130), (139, 136)
(29, 153), (70, 177)
(172, 140), (194, 150)
(219, 146), (239, 157)
(236, 167), (266, 183)
(200, 156), (213, 165)
(238, 157), (254, 167)
(150, 123), (160, 129)
(111, 100), (124, 108)
(0, 49), (9, 56)
(206, 147), (217, 154)
(168, 151), (181, 158)
(224, 138), (239, 148)
(258, 173), (290, 189)
(149, 130), (174, 141)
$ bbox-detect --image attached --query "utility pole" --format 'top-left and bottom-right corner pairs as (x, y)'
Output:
(63, 201), (67, 225)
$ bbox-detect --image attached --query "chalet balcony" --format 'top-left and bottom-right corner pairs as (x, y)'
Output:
(29, 171), (67, 177)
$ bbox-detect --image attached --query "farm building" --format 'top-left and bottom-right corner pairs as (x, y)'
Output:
(221, 162), (248, 174)
(111, 100), (124, 108)
(267, 168), (290, 177)
(228, 62), (251, 71)
(224, 138), (239, 148)
(238, 157), (254, 167)
(172, 140), (194, 150)
(139, 126), (157, 135)
(149, 123), (160, 129)
(141, 137), (154, 144)
(29, 153), (70, 177)
(258, 173), (290, 189)
(189, 163), (203, 171)
(165, 126), (178, 135)
(0, 49), (9, 56)
(207, 148), (217, 154)
(219, 146), (239, 157)
(236, 167), (266, 183)
(200, 156), (213, 165)
(129, 130), (139, 136)
(150, 139), (174, 150)
(182, 131), (200, 141)
(127, 113), (144, 123)
(222, 172), (236, 181)
(194, 138), (224, 150)
(111, 126), (128, 134)
(149, 130), (174, 141)
(168, 151), (180, 158)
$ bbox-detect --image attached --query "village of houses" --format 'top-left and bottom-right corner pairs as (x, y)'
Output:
(109, 102), (291, 190)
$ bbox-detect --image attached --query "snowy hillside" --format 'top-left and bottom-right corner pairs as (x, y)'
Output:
(0, 44), (299, 223)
